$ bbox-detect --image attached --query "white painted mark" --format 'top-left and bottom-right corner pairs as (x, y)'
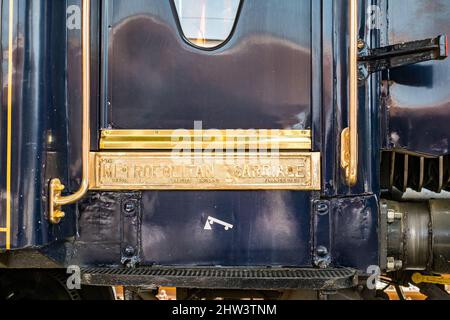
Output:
(204, 216), (233, 231)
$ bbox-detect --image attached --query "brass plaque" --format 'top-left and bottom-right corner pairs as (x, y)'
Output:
(99, 129), (312, 150)
(89, 152), (321, 190)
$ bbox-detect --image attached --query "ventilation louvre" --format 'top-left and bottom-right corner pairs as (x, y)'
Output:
(381, 152), (450, 193)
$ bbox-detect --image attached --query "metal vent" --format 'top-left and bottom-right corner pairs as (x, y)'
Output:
(381, 152), (450, 193)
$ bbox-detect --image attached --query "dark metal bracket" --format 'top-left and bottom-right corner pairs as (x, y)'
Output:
(358, 35), (448, 81)
(313, 201), (331, 268)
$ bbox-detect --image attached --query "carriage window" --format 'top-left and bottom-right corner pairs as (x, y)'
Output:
(174, 0), (241, 48)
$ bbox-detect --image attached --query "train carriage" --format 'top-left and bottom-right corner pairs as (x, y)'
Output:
(0, 0), (449, 300)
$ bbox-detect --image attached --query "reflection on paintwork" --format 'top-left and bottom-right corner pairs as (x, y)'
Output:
(387, 0), (450, 156)
(140, 191), (310, 266)
(106, 0), (311, 130)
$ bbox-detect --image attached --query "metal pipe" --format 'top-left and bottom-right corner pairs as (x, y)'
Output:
(384, 200), (450, 274)
(49, 0), (91, 224)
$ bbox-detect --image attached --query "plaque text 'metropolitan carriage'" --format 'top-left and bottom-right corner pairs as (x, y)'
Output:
(89, 152), (321, 190)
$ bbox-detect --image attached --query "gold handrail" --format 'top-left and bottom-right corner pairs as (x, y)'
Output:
(412, 273), (450, 286)
(49, 0), (91, 224)
(341, 0), (359, 186)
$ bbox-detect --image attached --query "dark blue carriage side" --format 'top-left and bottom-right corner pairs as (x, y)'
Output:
(0, 1), (449, 295)
(0, 0), (381, 273)
(0, 0), (76, 250)
(2, 1), (384, 268)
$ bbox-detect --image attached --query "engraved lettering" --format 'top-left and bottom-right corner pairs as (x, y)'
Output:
(93, 153), (319, 190)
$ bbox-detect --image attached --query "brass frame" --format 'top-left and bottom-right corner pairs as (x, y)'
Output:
(100, 129), (312, 150)
(49, 0), (91, 224)
(341, 0), (359, 186)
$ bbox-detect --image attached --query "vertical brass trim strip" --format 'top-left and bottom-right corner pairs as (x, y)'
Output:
(5, 0), (14, 250)
(341, 0), (359, 186)
(49, 0), (91, 224)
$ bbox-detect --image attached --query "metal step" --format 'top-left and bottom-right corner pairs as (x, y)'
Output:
(81, 267), (358, 290)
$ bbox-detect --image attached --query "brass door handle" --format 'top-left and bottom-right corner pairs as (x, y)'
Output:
(341, 0), (359, 186)
(49, 0), (91, 224)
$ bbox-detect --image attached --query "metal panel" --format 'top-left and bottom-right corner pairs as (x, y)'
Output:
(139, 190), (312, 266)
(320, 0), (382, 196)
(102, 0), (312, 130)
(386, 0), (450, 156)
(332, 195), (380, 271)
(0, 0), (82, 250)
(91, 0), (317, 268)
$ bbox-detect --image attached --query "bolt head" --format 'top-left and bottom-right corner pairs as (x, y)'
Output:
(387, 257), (403, 272)
(387, 257), (395, 271)
(316, 203), (329, 215)
(317, 246), (329, 257)
(394, 260), (403, 270)
(387, 210), (403, 223)
(123, 201), (137, 216)
(123, 246), (135, 257)
(387, 210), (395, 223)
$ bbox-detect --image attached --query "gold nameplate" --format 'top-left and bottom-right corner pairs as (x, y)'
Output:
(89, 152), (321, 190)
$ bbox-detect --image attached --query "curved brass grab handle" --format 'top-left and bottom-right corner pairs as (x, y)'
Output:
(341, 0), (359, 186)
(49, 0), (91, 224)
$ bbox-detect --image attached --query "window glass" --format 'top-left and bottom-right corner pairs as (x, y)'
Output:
(174, 0), (241, 48)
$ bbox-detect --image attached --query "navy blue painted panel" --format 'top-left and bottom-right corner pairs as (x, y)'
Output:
(321, 0), (382, 197)
(386, 0), (450, 156)
(0, 0), (77, 249)
(140, 191), (312, 266)
(0, 0), (384, 276)
(0, 233), (5, 249)
(102, 0), (316, 267)
(67, 0), (102, 189)
(332, 195), (380, 271)
(103, 0), (312, 130)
